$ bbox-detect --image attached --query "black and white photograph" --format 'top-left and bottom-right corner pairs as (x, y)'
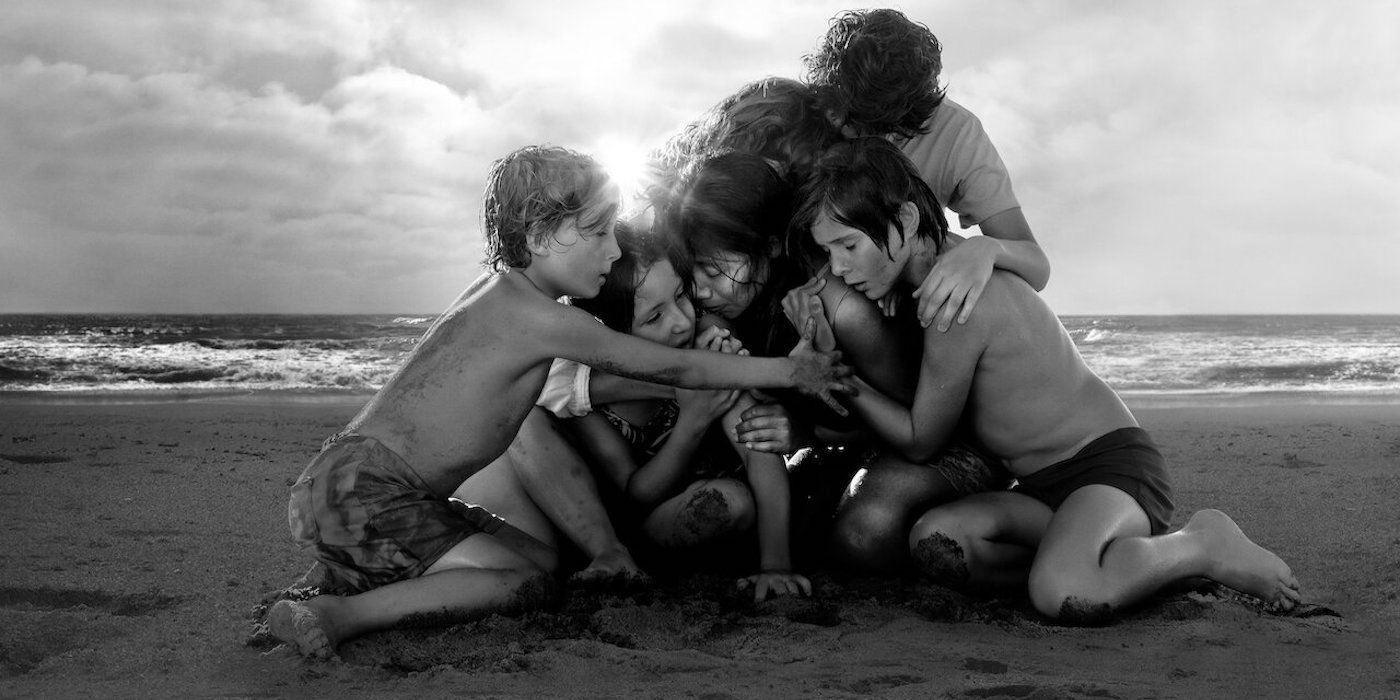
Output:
(2, 1), (1397, 697)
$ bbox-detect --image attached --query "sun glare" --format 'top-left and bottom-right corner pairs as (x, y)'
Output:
(592, 136), (653, 215)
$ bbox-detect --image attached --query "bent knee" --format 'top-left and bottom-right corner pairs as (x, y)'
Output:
(829, 504), (908, 573)
(502, 570), (560, 614)
(684, 480), (755, 536)
(1027, 568), (1115, 625)
(908, 507), (972, 545)
(908, 520), (971, 588)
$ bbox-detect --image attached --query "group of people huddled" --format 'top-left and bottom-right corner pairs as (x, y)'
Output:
(269, 10), (1300, 659)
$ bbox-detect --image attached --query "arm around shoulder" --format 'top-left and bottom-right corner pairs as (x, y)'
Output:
(975, 208), (1050, 292)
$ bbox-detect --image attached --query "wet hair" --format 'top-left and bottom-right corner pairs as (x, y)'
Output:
(572, 220), (677, 334)
(482, 145), (620, 271)
(803, 8), (946, 139)
(791, 137), (948, 260)
(653, 78), (840, 190)
(665, 151), (803, 354)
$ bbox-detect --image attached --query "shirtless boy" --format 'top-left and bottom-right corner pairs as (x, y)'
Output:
(790, 137), (1300, 622)
(269, 145), (853, 658)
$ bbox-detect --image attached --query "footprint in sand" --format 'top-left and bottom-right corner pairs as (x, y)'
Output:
(0, 586), (182, 616)
(1278, 452), (1324, 470)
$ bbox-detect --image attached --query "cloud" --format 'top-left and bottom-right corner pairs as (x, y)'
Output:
(935, 1), (1400, 313)
(1, 0), (1396, 313)
(0, 54), (494, 312)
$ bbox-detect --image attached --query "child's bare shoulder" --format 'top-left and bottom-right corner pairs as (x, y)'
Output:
(815, 274), (862, 322)
(419, 275), (573, 357)
(920, 273), (1023, 352)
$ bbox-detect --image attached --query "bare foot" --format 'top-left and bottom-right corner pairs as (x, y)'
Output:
(569, 545), (648, 586)
(1185, 509), (1301, 612)
(268, 598), (339, 660)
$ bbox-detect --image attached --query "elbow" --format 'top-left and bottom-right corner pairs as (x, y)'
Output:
(1030, 267), (1050, 292)
(626, 483), (663, 509)
(1031, 255), (1051, 291)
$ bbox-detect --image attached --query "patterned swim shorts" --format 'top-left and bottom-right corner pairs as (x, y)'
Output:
(286, 434), (496, 593)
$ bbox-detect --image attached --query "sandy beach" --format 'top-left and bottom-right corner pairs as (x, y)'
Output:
(1, 396), (1397, 698)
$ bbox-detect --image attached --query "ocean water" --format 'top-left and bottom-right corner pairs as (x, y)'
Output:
(2, 314), (1398, 402)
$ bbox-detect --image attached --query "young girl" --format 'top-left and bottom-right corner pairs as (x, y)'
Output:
(570, 223), (811, 602)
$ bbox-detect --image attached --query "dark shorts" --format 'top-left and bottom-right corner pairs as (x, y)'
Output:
(286, 434), (498, 593)
(1013, 427), (1176, 535)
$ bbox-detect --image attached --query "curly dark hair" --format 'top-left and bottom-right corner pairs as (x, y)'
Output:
(481, 145), (619, 271)
(802, 8), (946, 139)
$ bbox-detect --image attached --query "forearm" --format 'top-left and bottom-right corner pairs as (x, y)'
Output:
(626, 419), (708, 506)
(590, 372), (673, 405)
(846, 377), (954, 462)
(681, 352), (794, 391)
(745, 453), (793, 571)
(977, 208), (1050, 290)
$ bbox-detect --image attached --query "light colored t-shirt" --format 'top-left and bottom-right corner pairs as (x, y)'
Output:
(898, 97), (1020, 229)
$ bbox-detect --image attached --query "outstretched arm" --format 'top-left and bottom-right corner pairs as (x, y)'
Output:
(538, 302), (855, 413)
(583, 326), (747, 406)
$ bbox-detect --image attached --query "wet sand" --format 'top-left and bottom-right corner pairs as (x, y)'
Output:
(1, 396), (1397, 698)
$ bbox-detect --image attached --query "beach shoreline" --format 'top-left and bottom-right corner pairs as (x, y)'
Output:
(1, 398), (1397, 697)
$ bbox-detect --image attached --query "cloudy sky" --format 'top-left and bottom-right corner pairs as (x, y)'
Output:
(2, 0), (1397, 315)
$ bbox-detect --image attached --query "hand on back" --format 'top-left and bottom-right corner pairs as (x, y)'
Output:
(912, 236), (997, 332)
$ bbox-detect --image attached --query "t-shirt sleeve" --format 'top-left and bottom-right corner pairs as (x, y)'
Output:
(536, 358), (593, 417)
(903, 101), (1021, 229)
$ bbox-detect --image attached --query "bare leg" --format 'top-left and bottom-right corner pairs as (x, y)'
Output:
(642, 478), (754, 548)
(908, 491), (1051, 591)
(270, 533), (553, 659)
(1028, 485), (1300, 622)
(458, 407), (642, 581)
(829, 453), (961, 574)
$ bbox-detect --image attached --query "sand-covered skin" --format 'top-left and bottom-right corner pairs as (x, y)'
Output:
(1, 397), (1398, 698)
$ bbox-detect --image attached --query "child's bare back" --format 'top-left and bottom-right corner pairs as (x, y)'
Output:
(935, 269), (1138, 476)
(347, 272), (576, 497)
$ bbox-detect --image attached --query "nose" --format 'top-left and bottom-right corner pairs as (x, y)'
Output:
(830, 255), (850, 278)
(672, 313), (693, 339)
(604, 232), (621, 263)
(691, 275), (713, 300)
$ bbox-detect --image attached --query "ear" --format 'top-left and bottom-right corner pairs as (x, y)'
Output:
(892, 201), (919, 247)
(525, 228), (553, 259)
